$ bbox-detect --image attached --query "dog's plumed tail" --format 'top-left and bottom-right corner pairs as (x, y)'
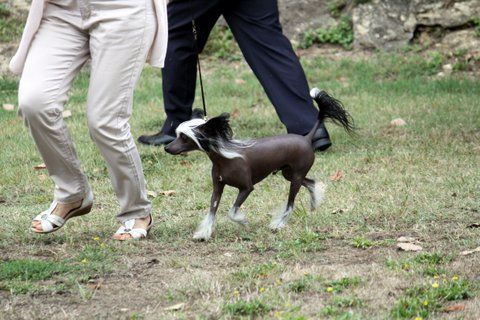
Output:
(306, 88), (354, 141)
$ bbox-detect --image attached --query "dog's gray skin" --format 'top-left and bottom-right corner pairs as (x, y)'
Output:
(165, 89), (353, 240)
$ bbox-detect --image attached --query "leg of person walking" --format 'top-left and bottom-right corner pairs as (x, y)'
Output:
(138, 0), (222, 145)
(18, 2), (93, 233)
(223, 0), (331, 150)
(83, 0), (156, 240)
(18, 0), (157, 238)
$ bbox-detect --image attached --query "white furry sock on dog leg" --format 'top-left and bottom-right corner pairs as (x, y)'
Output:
(270, 205), (293, 230)
(193, 213), (215, 241)
(310, 181), (326, 210)
(228, 207), (247, 225)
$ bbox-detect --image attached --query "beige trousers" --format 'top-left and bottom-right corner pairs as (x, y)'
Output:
(18, 0), (155, 221)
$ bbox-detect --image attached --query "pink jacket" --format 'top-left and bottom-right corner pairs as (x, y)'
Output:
(9, 0), (168, 75)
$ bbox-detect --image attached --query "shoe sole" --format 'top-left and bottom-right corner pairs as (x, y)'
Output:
(137, 136), (174, 146)
(312, 138), (332, 152)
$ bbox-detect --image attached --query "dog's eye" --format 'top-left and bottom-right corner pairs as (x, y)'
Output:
(180, 133), (188, 140)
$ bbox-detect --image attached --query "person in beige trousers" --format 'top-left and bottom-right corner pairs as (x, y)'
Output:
(11, 0), (168, 240)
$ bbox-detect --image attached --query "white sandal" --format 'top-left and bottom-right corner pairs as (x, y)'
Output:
(114, 216), (153, 240)
(31, 190), (94, 234)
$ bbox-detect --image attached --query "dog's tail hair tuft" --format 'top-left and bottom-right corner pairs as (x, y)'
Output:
(306, 88), (354, 141)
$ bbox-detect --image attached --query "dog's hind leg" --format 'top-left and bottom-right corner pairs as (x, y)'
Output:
(228, 187), (253, 226)
(302, 178), (325, 211)
(193, 180), (225, 241)
(270, 176), (302, 230)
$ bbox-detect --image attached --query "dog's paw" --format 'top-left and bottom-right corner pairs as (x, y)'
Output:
(229, 214), (248, 226)
(269, 220), (286, 231)
(193, 231), (210, 241)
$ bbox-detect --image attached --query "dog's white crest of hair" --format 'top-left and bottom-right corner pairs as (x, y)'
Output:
(176, 118), (207, 150)
(310, 87), (321, 99)
(176, 118), (253, 159)
(214, 140), (250, 159)
(193, 212), (216, 240)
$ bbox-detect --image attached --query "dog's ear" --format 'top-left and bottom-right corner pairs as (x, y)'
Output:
(196, 113), (233, 140)
(191, 108), (204, 119)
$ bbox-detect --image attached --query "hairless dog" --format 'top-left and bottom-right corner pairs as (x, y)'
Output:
(165, 88), (354, 240)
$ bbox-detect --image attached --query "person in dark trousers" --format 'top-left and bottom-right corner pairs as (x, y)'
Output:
(138, 0), (332, 151)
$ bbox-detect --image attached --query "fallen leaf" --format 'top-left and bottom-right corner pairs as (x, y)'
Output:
(397, 236), (417, 243)
(467, 223), (480, 228)
(390, 118), (407, 126)
(164, 303), (185, 311)
(33, 163), (47, 170)
(443, 304), (465, 312)
(0, 197), (6, 204)
(180, 160), (190, 166)
(120, 308), (129, 312)
(147, 190), (158, 198)
(224, 252), (233, 257)
(87, 278), (104, 290)
(235, 78), (246, 85)
(2, 104), (15, 111)
(62, 110), (72, 118)
(161, 190), (176, 196)
(331, 208), (344, 214)
(460, 246), (480, 256)
(231, 108), (240, 119)
(397, 243), (422, 252)
(330, 170), (343, 182)
(37, 174), (48, 181)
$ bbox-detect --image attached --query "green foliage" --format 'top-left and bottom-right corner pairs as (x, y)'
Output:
(223, 299), (272, 316)
(325, 277), (362, 293)
(327, 0), (348, 18)
(276, 229), (326, 258)
(231, 262), (282, 281)
(386, 253), (453, 276)
(202, 25), (240, 61)
(0, 259), (72, 294)
(473, 17), (480, 37)
(351, 236), (374, 249)
(425, 51), (444, 74)
(390, 279), (473, 319)
(301, 17), (354, 49)
(0, 259), (71, 282)
(332, 295), (364, 308)
(0, 3), (24, 43)
(288, 277), (313, 293)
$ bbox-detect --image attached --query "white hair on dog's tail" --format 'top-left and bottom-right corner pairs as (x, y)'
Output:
(310, 87), (322, 99)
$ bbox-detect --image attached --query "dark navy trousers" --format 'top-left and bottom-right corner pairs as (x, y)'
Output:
(161, 0), (318, 136)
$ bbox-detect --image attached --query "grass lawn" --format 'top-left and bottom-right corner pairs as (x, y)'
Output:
(0, 51), (479, 319)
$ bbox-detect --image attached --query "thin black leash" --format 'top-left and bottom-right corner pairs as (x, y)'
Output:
(190, 12), (208, 118)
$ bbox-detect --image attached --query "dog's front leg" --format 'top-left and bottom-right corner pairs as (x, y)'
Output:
(228, 186), (253, 226)
(193, 180), (225, 241)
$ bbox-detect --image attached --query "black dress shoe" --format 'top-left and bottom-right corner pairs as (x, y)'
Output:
(311, 123), (332, 152)
(138, 132), (175, 146)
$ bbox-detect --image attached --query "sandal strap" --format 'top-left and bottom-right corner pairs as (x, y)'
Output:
(115, 218), (151, 239)
(32, 201), (64, 232)
(37, 212), (66, 232)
